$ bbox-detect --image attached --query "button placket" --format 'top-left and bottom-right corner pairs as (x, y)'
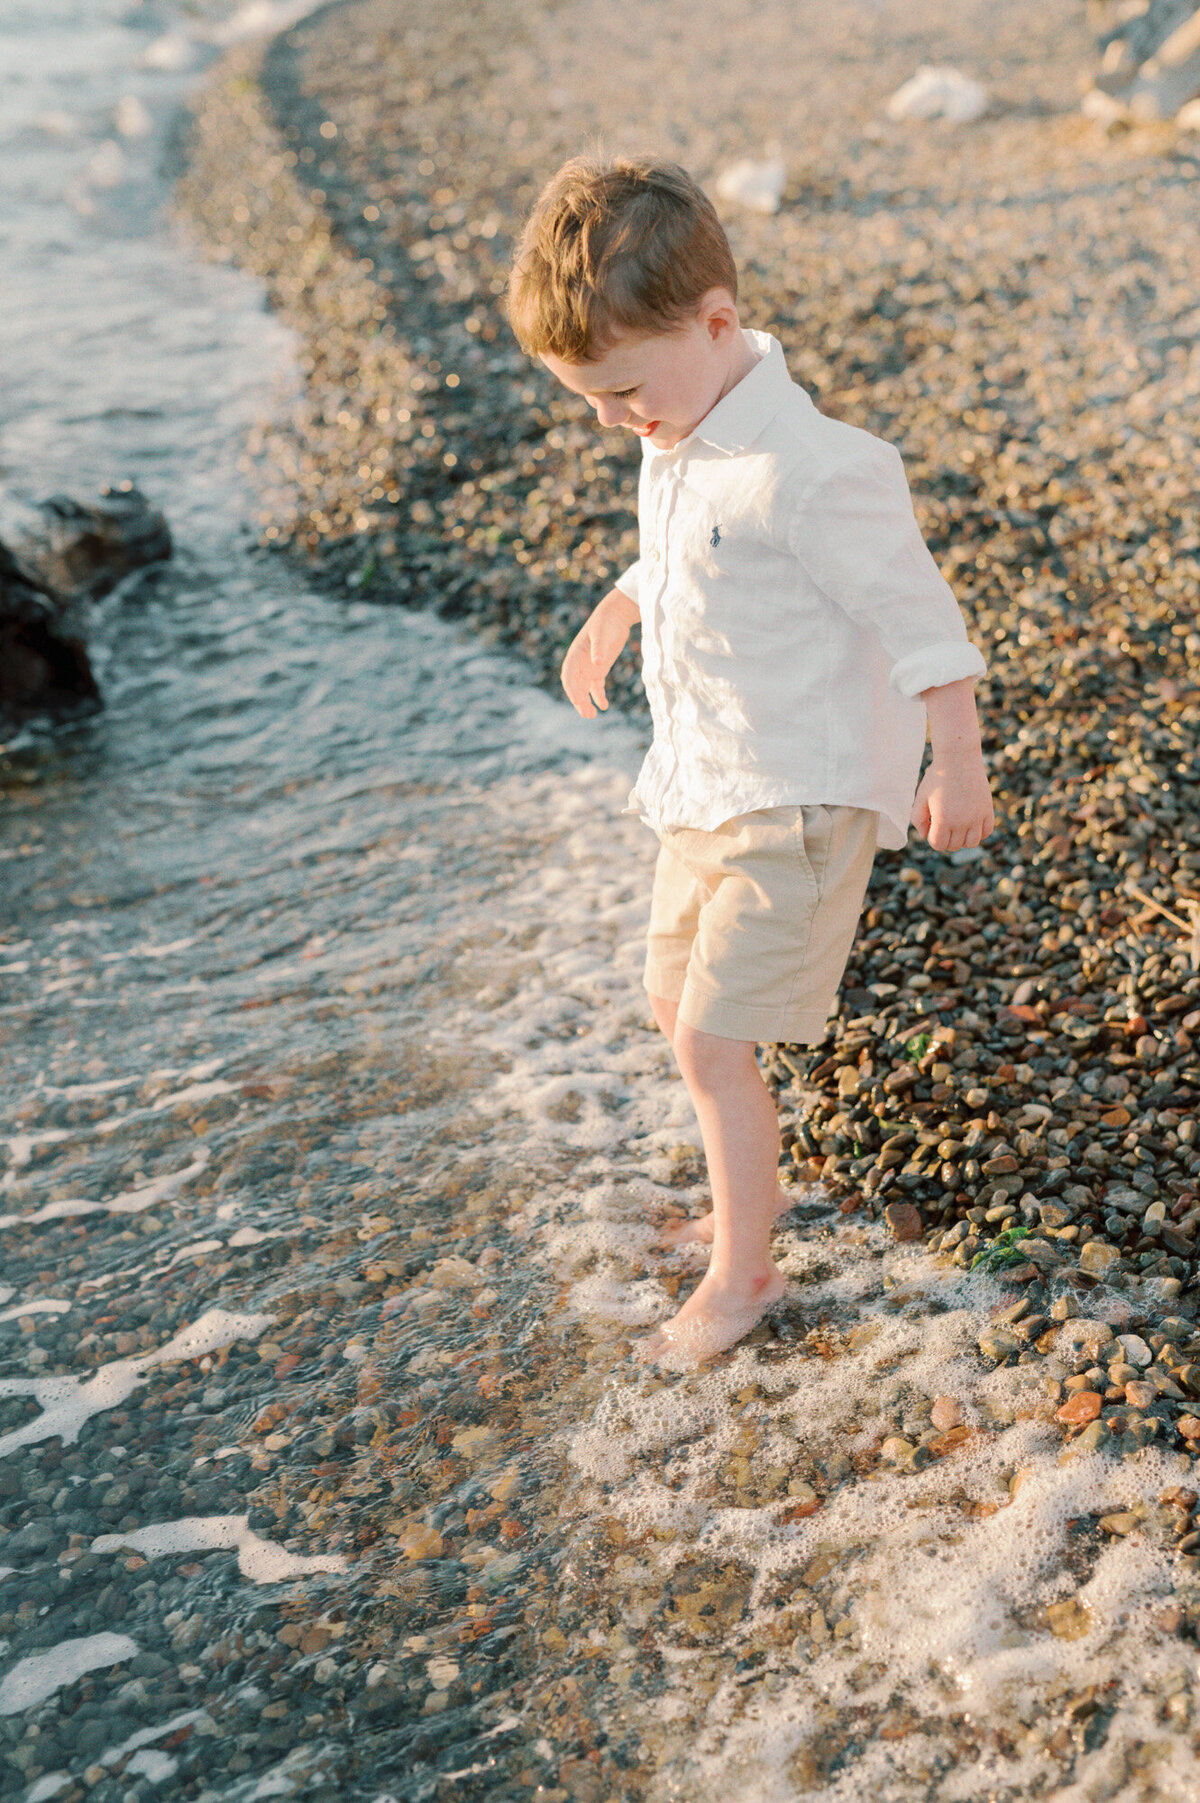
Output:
(656, 470), (687, 817)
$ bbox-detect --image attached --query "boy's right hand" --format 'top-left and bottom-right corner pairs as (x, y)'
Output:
(561, 587), (639, 719)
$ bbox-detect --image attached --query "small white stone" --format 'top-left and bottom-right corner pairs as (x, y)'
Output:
(715, 158), (786, 215)
(886, 66), (988, 124)
(1117, 1333), (1152, 1369)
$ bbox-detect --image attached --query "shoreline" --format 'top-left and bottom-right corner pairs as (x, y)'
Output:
(168, 2), (1200, 1785)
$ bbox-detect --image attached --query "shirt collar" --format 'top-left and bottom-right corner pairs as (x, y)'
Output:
(646, 328), (800, 461)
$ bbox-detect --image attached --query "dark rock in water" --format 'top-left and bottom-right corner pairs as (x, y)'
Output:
(1, 484), (172, 603)
(0, 544), (99, 719)
(0, 484), (171, 720)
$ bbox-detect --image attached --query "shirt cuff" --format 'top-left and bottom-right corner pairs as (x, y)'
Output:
(888, 640), (987, 700)
(613, 560), (641, 607)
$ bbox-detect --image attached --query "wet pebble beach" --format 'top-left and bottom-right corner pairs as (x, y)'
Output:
(4, 0), (1200, 1798)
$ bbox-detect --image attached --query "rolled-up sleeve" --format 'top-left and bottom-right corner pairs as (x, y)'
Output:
(614, 559), (642, 607)
(788, 439), (987, 699)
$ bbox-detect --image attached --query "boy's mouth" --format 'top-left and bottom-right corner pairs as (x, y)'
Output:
(629, 420), (660, 436)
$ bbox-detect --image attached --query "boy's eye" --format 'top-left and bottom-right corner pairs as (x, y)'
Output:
(611, 388), (637, 399)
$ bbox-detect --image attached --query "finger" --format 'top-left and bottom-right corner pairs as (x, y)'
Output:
(592, 678), (608, 712)
(563, 657), (595, 717)
(565, 678), (594, 718)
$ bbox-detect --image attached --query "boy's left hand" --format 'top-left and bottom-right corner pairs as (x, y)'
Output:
(911, 754), (995, 854)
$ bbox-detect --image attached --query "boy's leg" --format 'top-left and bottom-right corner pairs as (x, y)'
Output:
(637, 1022), (786, 1367)
(648, 991), (790, 1247)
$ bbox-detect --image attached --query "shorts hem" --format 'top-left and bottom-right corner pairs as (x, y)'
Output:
(675, 986), (834, 1045)
(643, 959), (687, 1005)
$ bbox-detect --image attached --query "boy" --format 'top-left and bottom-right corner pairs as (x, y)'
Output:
(507, 155), (994, 1369)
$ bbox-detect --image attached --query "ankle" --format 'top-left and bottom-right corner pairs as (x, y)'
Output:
(706, 1261), (781, 1294)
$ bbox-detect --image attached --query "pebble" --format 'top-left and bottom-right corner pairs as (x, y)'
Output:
(1078, 1240), (1123, 1277)
(883, 1201), (924, 1242)
(1117, 1333), (1153, 1368)
(929, 1396), (964, 1432)
(885, 65), (990, 123)
(1057, 1391), (1102, 1424)
(978, 1327), (1021, 1362)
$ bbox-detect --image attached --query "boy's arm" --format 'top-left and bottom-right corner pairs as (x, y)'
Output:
(786, 440), (987, 701)
(561, 584), (639, 719)
(911, 675), (994, 852)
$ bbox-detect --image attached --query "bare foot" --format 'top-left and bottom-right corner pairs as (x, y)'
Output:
(633, 1266), (788, 1370)
(655, 1184), (794, 1249)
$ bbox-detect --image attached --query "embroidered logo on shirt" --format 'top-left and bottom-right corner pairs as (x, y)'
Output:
(709, 525), (722, 548)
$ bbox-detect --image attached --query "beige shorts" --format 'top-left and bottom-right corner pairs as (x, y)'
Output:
(643, 804), (879, 1044)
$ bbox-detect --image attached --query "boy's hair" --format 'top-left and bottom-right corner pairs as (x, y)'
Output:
(507, 153), (737, 362)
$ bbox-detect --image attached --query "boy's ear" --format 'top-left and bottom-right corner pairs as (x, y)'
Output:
(698, 286), (739, 340)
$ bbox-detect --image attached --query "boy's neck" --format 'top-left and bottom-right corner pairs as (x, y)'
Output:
(714, 328), (761, 406)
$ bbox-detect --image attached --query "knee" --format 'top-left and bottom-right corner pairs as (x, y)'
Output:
(674, 1023), (756, 1092)
(648, 993), (678, 1045)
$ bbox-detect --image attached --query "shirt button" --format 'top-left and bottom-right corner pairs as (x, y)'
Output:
(648, 549), (660, 561)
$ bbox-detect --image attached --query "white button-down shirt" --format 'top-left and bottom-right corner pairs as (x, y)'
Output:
(615, 328), (987, 851)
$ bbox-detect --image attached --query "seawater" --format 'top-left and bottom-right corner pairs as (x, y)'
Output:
(1, 5), (1199, 1801)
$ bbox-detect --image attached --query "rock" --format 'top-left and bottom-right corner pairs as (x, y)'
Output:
(929, 1395), (964, 1432)
(0, 485), (171, 720)
(1128, 9), (1200, 119)
(1116, 1333), (1152, 1368)
(1021, 1240), (1065, 1272)
(0, 542), (99, 719)
(1058, 1318), (1115, 1361)
(1045, 1596), (1093, 1639)
(715, 158), (786, 215)
(1079, 1241), (1123, 1278)
(0, 485), (171, 602)
(884, 1201), (924, 1242)
(1060, 1421), (1110, 1460)
(1093, 0), (1197, 69)
(1104, 1186), (1145, 1217)
(880, 1435), (929, 1469)
(1125, 1381), (1155, 1408)
(978, 1327), (1020, 1361)
(1057, 1391), (1102, 1424)
(428, 1255), (483, 1290)
(1099, 1510), (1142, 1535)
(885, 66), (989, 123)
(398, 1524), (443, 1560)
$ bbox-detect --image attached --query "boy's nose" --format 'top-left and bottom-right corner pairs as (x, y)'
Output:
(594, 398), (628, 429)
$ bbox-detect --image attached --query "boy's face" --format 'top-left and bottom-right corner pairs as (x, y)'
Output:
(539, 291), (743, 453)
